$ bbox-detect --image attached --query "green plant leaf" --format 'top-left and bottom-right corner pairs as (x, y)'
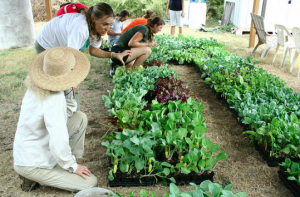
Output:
(216, 152), (228, 161)
(102, 95), (110, 102)
(181, 166), (191, 174)
(140, 189), (147, 197)
(179, 193), (192, 197)
(130, 136), (140, 145)
(119, 161), (127, 173)
(169, 177), (176, 183)
(128, 192), (134, 197)
(108, 169), (114, 181)
(170, 183), (180, 196)
(163, 168), (170, 176)
(208, 183), (222, 197)
(177, 128), (188, 139)
(135, 157), (144, 170)
(224, 183), (234, 191)
(105, 101), (114, 108)
(234, 192), (248, 197)
(200, 180), (210, 192)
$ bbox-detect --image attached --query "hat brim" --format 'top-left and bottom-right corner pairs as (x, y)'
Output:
(29, 47), (90, 91)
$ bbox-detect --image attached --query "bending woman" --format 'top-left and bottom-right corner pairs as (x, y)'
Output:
(110, 17), (165, 75)
(121, 10), (155, 34)
(35, 3), (131, 108)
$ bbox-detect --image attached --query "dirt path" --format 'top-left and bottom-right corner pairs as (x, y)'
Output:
(172, 65), (293, 197)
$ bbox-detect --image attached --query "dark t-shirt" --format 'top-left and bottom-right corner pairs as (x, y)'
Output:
(115, 25), (149, 48)
(170, 0), (182, 11)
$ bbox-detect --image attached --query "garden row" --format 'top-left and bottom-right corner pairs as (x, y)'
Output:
(115, 180), (247, 197)
(102, 64), (228, 187)
(143, 34), (300, 196)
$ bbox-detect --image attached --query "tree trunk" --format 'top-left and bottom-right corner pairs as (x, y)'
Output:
(0, 0), (35, 49)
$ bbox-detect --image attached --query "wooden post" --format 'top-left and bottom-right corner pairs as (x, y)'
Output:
(45, 0), (52, 21)
(249, 0), (260, 47)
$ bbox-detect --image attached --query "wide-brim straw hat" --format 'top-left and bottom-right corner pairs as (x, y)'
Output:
(29, 47), (90, 91)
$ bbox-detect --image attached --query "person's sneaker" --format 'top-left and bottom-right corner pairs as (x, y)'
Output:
(19, 175), (40, 192)
(109, 62), (116, 76)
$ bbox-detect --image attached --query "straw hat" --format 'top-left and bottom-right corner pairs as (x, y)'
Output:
(29, 47), (90, 91)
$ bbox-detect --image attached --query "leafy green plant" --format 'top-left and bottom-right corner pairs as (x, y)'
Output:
(280, 158), (300, 185)
(243, 115), (300, 158)
(115, 181), (248, 197)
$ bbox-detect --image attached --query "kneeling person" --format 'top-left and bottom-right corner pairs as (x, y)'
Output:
(109, 17), (165, 76)
(13, 47), (97, 192)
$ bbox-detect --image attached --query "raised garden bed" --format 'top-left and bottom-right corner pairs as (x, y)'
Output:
(108, 171), (156, 187)
(278, 166), (300, 197)
(255, 142), (300, 167)
(164, 171), (214, 186)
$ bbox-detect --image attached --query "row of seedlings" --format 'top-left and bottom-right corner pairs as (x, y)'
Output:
(142, 34), (300, 194)
(115, 180), (248, 197)
(102, 63), (227, 187)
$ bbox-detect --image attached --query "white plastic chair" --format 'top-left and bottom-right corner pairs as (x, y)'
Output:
(250, 13), (277, 58)
(290, 27), (300, 77)
(273, 24), (296, 68)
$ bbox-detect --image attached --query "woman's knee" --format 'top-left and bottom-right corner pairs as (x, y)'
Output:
(85, 174), (98, 188)
(145, 47), (152, 55)
(72, 111), (88, 131)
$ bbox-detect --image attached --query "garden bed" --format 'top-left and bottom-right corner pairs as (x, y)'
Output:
(278, 166), (300, 197)
(254, 141), (300, 167)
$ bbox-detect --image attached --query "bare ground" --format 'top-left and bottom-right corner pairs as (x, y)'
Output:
(0, 22), (299, 196)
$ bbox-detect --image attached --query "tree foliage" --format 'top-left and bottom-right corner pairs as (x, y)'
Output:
(77, 0), (168, 18)
(205, 0), (225, 19)
(77, 0), (224, 19)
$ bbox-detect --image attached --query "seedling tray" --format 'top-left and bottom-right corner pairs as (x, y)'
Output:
(164, 171), (214, 186)
(211, 87), (222, 100)
(278, 167), (300, 197)
(193, 64), (208, 80)
(108, 176), (156, 187)
(254, 142), (300, 167)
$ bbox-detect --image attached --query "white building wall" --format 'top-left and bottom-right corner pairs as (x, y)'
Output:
(224, 0), (300, 32)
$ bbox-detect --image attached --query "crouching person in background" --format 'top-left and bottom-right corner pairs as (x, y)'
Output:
(13, 47), (97, 192)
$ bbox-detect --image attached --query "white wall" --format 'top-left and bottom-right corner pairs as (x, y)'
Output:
(225, 0), (300, 32)
(225, 0), (262, 29)
(0, 0), (35, 49)
(189, 3), (207, 29)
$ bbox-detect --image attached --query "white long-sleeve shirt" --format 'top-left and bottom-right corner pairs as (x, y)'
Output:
(13, 88), (78, 172)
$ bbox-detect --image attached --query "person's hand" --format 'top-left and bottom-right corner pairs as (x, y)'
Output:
(181, 12), (185, 18)
(113, 50), (132, 65)
(166, 10), (169, 18)
(73, 86), (77, 93)
(74, 164), (91, 179)
(148, 42), (159, 48)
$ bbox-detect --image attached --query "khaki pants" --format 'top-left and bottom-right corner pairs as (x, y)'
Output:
(35, 40), (80, 111)
(14, 111), (97, 191)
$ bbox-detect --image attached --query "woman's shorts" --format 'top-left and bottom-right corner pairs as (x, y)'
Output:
(111, 45), (131, 66)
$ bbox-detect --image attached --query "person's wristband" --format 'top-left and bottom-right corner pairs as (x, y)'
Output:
(111, 52), (115, 58)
